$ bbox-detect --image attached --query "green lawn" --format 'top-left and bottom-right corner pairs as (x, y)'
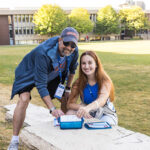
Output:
(0, 40), (150, 136)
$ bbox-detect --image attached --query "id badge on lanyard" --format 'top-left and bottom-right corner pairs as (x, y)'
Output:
(54, 55), (69, 99)
(54, 84), (65, 99)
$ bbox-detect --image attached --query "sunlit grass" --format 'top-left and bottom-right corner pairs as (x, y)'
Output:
(79, 40), (150, 54)
(0, 40), (150, 138)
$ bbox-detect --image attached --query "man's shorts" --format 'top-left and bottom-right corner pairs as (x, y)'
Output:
(18, 72), (66, 100)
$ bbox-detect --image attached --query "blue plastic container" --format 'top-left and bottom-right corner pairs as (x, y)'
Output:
(59, 115), (84, 129)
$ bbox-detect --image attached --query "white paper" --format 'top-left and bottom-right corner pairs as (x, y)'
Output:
(88, 122), (109, 128)
(60, 115), (82, 122)
(54, 118), (60, 127)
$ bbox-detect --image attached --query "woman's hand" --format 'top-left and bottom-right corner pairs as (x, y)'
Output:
(77, 106), (92, 119)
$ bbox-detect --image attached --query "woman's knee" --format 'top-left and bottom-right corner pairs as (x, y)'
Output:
(100, 115), (118, 125)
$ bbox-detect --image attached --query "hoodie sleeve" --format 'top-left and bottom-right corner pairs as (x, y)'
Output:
(34, 52), (51, 98)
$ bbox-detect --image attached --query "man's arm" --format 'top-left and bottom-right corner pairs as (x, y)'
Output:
(34, 53), (64, 118)
(66, 73), (74, 88)
(42, 95), (64, 118)
(42, 95), (55, 109)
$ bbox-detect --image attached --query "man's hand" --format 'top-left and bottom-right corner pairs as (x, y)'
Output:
(76, 106), (92, 119)
(51, 109), (64, 118)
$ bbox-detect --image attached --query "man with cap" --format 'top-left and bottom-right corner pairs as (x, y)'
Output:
(8, 27), (79, 150)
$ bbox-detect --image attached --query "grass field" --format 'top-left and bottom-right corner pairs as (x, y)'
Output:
(0, 40), (150, 149)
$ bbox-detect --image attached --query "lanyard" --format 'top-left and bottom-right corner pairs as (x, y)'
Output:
(65, 57), (70, 83)
(57, 55), (70, 84)
(87, 84), (94, 98)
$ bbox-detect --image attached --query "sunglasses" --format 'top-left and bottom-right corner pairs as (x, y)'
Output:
(63, 41), (76, 49)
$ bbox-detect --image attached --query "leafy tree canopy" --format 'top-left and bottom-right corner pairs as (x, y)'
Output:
(119, 6), (148, 31)
(68, 8), (94, 35)
(95, 5), (120, 35)
(33, 4), (68, 36)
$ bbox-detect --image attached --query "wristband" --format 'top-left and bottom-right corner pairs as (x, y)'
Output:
(65, 86), (71, 90)
(95, 101), (99, 108)
(65, 89), (71, 93)
(65, 86), (71, 93)
(49, 107), (56, 114)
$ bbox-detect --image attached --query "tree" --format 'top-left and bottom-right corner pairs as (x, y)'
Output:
(119, 6), (149, 36)
(95, 5), (120, 38)
(33, 4), (68, 37)
(68, 8), (94, 39)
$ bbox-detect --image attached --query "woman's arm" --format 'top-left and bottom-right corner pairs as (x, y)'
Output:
(67, 80), (92, 118)
(77, 81), (111, 118)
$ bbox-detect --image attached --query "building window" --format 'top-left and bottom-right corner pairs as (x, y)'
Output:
(31, 26), (34, 34)
(10, 38), (14, 45)
(9, 30), (13, 38)
(15, 27), (18, 35)
(19, 27), (22, 34)
(8, 16), (12, 24)
(25, 15), (29, 23)
(18, 15), (21, 22)
(90, 15), (92, 20)
(27, 29), (30, 34)
(26, 27), (30, 34)
(23, 27), (26, 34)
(30, 15), (33, 22)
(31, 28), (33, 34)
(14, 15), (17, 23)
(22, 15), (25, 22)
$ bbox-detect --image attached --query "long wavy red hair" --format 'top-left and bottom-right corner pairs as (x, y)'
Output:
(75, 51), (115, 101)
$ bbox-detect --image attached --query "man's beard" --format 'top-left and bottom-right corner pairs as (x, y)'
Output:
(61, 48), (72, 56)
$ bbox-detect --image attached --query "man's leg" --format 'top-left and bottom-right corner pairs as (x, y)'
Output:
(8, 92), (30, 150)
(13, 92), (31, 135)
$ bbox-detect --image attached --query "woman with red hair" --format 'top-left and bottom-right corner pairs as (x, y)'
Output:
(67, 51), (118, 125)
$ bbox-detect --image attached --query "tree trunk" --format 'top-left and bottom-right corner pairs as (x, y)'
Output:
(134, 30), (136, 36)
(79, 33), (81, 41)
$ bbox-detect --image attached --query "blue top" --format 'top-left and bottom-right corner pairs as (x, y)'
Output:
(83, 83), (99, 104)
(11, 36), (79, 99)
(82, 82), (116, 112)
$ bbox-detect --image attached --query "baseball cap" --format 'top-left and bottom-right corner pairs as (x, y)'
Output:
(61, 27), (79, 46)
